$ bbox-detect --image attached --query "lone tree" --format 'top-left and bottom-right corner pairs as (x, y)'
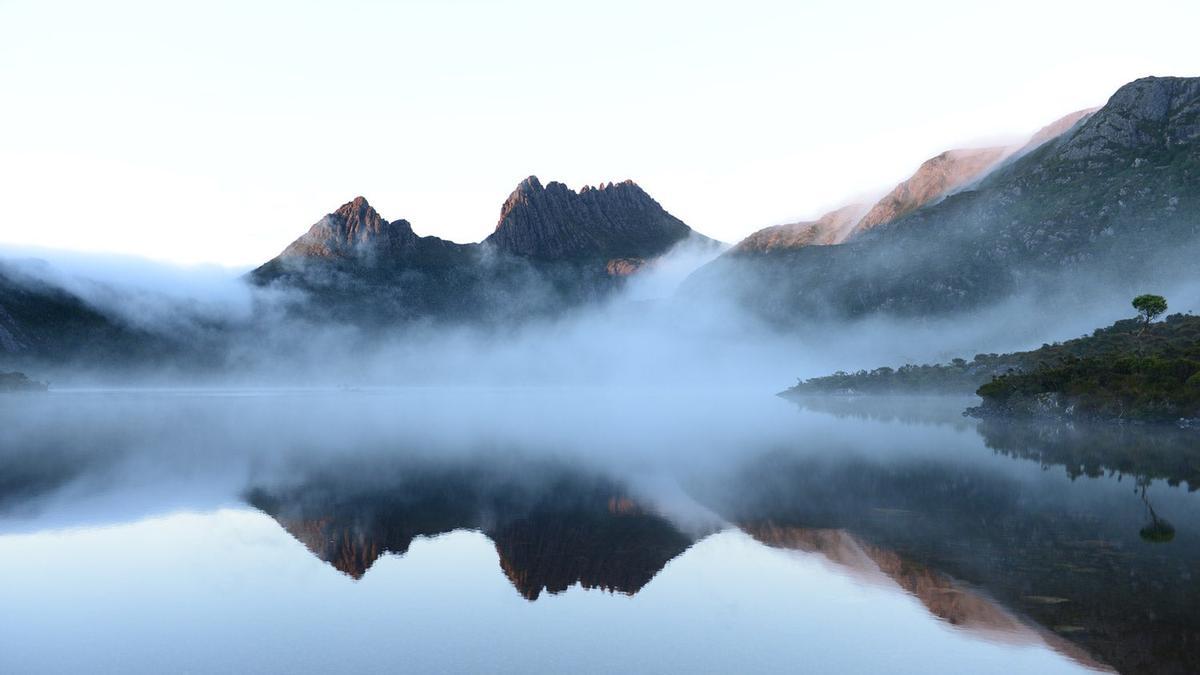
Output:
(1132, 294), (1168, 327)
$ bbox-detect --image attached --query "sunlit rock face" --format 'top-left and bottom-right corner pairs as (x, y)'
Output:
(684, 76), (1200, 323)
(1014, 108), (1098, 156)
(485, 176), (708, 264)
(847, 146), (1009, 238)
(1057, 77), (1200, 160)
(247, 464), (697, 599)
(724, 106), (1097, 259)
(730, 204), (866, 255)
(242, 176), (720, 327)
(274, 196), (467, 263)
(256, 196), (471, 275)
(279, 196), (394, 258)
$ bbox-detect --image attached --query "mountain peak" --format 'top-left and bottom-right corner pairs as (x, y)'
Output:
(1016, 107), (1099, 155)
(487, 177), (698, 261)
(274, 196), (418, 260)
(336, 195), (373, 215)
(1053, 76), (1200, 159)
(515, 175), (544, 194)
(332, 196), (385, 235)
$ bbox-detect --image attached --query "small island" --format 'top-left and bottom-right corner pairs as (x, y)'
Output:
(784, 295), (1200, 425)
(0, 371), (49, 392)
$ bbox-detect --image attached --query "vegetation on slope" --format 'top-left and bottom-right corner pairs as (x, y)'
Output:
(785, 297), (1200, 424)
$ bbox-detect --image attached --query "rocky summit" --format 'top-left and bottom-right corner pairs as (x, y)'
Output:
(485, 176), (708, 262)
(245, 176), (716, 326)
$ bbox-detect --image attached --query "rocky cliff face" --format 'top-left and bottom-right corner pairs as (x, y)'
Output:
(260, 196), (470, 274)
(279, 196), (413, 259)
(727, 108), (1100, 257)
(484, 176), (706, 263)
(1048, 76), (1200, 160)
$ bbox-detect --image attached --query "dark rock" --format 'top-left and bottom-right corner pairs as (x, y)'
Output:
(484, 176), (708, 261)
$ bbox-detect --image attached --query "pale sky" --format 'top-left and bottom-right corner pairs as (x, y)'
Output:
(2, 0), (1198, 266)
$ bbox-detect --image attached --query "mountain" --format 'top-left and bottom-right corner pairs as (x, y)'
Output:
(727, 145), (1010, 257)
(730, 204), (866, 255)
(684, 76), (1200, 322)
(485, 176), (710, 263)
(1015, 107), (1098, 155)
(251, 177), (716, 324)
(272, 195), (469, 263)
(729, 108), (1099, 257)
(847, 146), (1009, 237)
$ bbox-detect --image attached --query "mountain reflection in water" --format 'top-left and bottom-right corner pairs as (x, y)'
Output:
(247, 461), (697, 599)
(0, 390), (1196, 674)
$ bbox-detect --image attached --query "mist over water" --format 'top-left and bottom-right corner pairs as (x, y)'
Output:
(2, 386), (1196, 673)
(3, 208), (1199, 673)
(5, 235), (1198, 391)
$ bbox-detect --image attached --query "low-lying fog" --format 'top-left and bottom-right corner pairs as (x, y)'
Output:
(3, 240), (1198, 390)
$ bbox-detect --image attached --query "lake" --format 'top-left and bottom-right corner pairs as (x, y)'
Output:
(1, 389), (1195, 674)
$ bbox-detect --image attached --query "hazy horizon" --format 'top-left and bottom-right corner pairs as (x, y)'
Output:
(3, 0), (1199, 266)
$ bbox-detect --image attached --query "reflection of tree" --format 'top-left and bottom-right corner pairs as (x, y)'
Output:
(1138, 479), (1176, 544)
(977, 417), (1200, 490)
(783, 394), (976, 429)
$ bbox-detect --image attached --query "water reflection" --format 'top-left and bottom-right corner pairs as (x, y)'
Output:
(717, 397), (1200, 675)
(246, 460), (699, 599)
(0, 390), (1196, 673)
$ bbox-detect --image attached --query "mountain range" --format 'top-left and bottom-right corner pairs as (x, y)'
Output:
(1, 75), (1198, 363)
(249, 175), (718, 326)
(246, 462), (696, 600)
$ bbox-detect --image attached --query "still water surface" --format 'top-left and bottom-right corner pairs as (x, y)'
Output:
(1, 389), (1196, 674)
